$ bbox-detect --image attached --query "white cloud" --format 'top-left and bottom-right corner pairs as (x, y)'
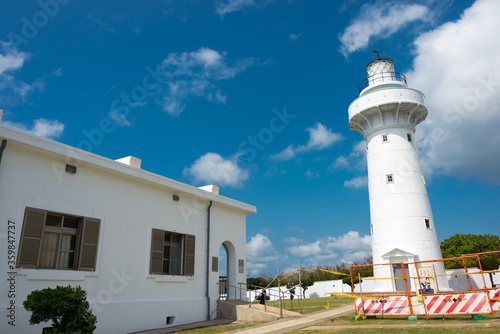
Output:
(268, 144), (295, 161)
(338, 2), (429, 57)
(332, 156), (349, 169)
(246, 233), (281, 275)
(0, 42), (43, 105)
(183, 152), (249, 188)
(156, 47), (258, 116)
(246, 231), (372, 276)
(213, 0), (272, 18)
(324, 231), (372, 251)
(407, 0), (500, 184)
(343, 176), (368, 189)
(269, 122), (343, 162)
(288, 241), (322, 258)
(297, 122), (344, 152)
(284, 237), (303, 245)
(109, 110), (131, 127)
(52, 68), (64, 77)
(4, 118), (65, 139)
(246, 262), (268, 276)
(286, 231), (371, 267)
(305, 169), (320, 179)
(0, 42), (26, 75)
(286, 225), (306, 234)
(331, 141), (366, 170)
(289, 32), (302, 41)
(341, 251), (371, 264)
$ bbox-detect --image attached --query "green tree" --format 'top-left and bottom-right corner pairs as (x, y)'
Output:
(23, 285), (97, 334)
(440, 233), (500, 285)
(440, 233), (500, 259)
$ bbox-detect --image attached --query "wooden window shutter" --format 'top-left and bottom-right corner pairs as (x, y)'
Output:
(78, 217), (100, 271)
(184, 234), (195, 276)
(150, 229), (163, 274)
(17, 208), (46, 269)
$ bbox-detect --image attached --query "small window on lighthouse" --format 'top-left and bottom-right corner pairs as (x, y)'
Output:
(370, 224), (373, 234)
(386, 174), (394, 183)
(382, 134), (389, 143)
(407, 133), (412, 142)
(425, 219), (431, 229)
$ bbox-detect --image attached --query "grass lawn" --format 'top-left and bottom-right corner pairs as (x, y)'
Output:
(321, 313), (497, 326)
(299, 327), (500, 333)
(267, 296), (352, 314)
(295, 313), (500, 334)
(168, 321), (268, 333)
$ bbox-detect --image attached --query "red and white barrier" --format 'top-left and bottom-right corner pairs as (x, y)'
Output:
(355, 296), (410, 315)
(424, 292), (491, 315)
(489, 289), (500, 312)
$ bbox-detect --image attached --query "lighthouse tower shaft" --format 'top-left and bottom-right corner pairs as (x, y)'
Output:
(348, 58), (442, 267)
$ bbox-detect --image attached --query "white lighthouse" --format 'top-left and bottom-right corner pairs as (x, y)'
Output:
(348, 55), (443, 288)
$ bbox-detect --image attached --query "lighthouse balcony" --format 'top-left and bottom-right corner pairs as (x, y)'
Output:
(348, 87), (427, 135)
(359, 72), (407, 93)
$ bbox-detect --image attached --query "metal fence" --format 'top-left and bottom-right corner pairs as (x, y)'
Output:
(348, 251), (500, 318)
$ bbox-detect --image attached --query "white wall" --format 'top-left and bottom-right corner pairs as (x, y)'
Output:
(0, 129), (254, 334)
(446, 267), (499, 290)
(247, 280), (352, 302)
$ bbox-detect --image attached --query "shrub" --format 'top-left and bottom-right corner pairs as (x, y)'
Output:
(23, 285), (97, 334)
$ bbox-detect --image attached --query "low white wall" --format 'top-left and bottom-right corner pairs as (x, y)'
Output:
(247, 279), (352, 301)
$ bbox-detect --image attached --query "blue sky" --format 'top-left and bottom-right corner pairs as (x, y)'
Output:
(1, 0), (499, 276)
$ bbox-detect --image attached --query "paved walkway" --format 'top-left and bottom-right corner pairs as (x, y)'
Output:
(227, 304), (353, 334)
(132, 304), (353, 334)
(130, 319), (235, 334)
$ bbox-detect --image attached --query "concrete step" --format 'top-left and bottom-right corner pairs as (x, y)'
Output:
(217, 299), (300, 322)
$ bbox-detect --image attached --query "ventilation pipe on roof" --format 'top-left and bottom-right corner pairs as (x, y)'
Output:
(206, 200), (213, 321)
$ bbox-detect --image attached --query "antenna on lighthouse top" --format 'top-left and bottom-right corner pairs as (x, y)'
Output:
(373, 50), (385, 59)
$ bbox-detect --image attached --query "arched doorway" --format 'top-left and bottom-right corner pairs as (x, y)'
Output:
(218, 241), (237, 300)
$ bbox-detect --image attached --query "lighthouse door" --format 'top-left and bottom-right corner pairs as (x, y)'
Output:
(392, 264), (410, 291)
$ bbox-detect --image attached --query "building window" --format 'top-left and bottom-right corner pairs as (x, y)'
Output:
(150, 229), (195, 276)
(382, 134), (389, 143)
(386, 174), (394, 183)
(407, 133), (412, 142)
(17, 208), (100, 271)
(370, 224), (373, 234)
(425, 219), (431, 229)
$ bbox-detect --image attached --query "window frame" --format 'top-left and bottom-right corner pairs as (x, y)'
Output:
(39, 213), (80, 270)
(425, 219), (431, 229)
(150, 229), (195, 276)
(382, 134), (389, 143)
(17, 207), (100, 271)
(386, 174), (394, 183)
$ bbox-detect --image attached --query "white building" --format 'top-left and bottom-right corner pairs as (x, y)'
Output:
(0, 123), (255, 334)
(247, 279), (352, 302)
(347, 56), (444, 290)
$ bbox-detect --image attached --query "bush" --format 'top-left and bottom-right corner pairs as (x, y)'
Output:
(23, 285), (97, 334)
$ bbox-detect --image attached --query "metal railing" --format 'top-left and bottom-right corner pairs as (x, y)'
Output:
(218, 276), (228, 300)
(217, 273), (293, 318)
(359, 72), (407, 92)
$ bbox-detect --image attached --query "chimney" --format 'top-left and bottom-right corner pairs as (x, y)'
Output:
(198, 185), (219, 195)
(115, 156), (142, 169)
